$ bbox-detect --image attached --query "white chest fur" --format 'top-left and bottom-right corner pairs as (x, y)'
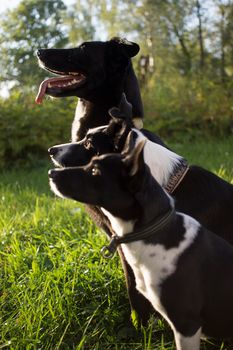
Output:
(72, 101), (86, 142)
(102, 209), (199, 323)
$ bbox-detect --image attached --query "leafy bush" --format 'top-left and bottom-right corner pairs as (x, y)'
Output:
(142, 72), (233, 140)
(0, 90), (76, 167)
(1, 73), (233, 168)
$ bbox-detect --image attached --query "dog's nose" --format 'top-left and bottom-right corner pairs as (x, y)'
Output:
(37, 49), (46, 59)
(48, 169), (57, 179)
(48, 146), (59, 156)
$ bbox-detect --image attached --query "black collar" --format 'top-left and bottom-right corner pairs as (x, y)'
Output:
(101, 207), (176, 258)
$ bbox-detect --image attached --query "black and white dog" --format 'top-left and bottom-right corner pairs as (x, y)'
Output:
(48, 141), (233, 349)
(49, 99), (233, 244)
(48, 97), (233, 325)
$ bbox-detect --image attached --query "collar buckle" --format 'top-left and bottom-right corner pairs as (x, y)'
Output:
(100, 236), (118, 259)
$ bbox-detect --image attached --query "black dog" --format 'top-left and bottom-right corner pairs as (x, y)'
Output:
(48, 141), (233, 349)
(48, 99), (233, 326)
(36, 37), (144, 141)
(36, 39), (156, 322)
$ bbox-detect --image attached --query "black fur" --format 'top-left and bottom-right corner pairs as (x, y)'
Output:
(49, 110), (233, 244)
(37, 38), (144, 141)
(37, 39), (152, 323)
(49, 143), (233, 345)
(49, 106), (233, 326)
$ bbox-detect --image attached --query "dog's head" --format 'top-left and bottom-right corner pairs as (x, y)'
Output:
(48, 93), (135, 167)
(49, 141), (148, 220)
(36, 37), (140, 104)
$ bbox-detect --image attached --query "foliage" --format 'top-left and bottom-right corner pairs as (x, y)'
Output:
(0, 138), (233, 349)
(64, 0), (96, 44)
(142, 71), (233, 140)
(0, 90), (76, 167)
(0, 0), (233, 164)
(0, 0), (68, 87)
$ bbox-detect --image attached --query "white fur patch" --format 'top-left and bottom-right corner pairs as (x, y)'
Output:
(103, 208), (200, 347)
(174, 327), (201, 350)
(101, 208), (136, 237)
(132, 129), (182, 187)
(72, 102), (87, 142)
(121, 213), (199, 297)
(132, 118), (143, 129)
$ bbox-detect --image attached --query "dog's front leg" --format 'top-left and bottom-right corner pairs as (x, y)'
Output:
(117, 247), (154, 326)
(173, 327), (201, 350)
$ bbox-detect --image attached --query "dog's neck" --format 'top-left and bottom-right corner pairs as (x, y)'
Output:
(124, 63), (144, 120)
(72, 64), (143, 141)
(72, 99), (116, 141)
(102, 169), (173, 238)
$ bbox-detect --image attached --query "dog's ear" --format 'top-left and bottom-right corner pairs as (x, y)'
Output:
(119, 93), (133, 119)
(106, 117), (132, 152)
(106, 117), (124, 139)
(109, 37), (140, 58)
(123, 140), (146, 178)
(109, 107), (122, 120)
(109, 93), (133, 121)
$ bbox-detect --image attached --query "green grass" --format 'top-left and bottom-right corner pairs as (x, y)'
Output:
(0, 137), (233, 350)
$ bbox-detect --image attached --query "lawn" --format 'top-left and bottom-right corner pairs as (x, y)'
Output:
(0, 136), (233, 350)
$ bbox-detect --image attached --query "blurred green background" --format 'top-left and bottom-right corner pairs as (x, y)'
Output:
(0, 0), (232, 167)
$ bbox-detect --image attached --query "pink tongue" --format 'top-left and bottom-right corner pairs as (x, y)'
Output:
(35, 76), (75, 104)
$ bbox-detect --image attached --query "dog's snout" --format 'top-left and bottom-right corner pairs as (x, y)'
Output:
(37, 49), (46, 59)
(48, 169), (57, 179)
(48, 146), (59, 156)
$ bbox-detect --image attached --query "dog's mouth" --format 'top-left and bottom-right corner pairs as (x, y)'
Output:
(50, 156), (64, 168)
(35, 67), (86, 104)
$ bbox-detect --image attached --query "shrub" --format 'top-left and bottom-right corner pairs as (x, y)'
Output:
(0, 90), (76, 167)
(142, 71), (233, 140)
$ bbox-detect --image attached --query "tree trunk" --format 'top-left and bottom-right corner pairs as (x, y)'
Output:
(219, 4), (227, 84)
(172, 22), (192, 73)
(196, 0), (205, 70)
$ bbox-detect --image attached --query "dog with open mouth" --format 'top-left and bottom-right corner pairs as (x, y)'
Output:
(48, 141), (233, 350)
(36, 37), (144, 141)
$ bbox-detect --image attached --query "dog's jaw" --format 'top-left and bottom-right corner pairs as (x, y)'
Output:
(49, 177), (66, 198)
(35, 72), (86, 104)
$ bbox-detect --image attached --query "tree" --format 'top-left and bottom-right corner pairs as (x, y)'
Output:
(0, 0), (68, 89)
(64, 0), (96, 44)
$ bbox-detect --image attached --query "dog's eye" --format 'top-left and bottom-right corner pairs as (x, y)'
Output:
(91, 165), (101, 176)
(84, 139), (92, 150)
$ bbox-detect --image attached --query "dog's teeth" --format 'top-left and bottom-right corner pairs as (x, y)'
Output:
(48, 82), (52, 88)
